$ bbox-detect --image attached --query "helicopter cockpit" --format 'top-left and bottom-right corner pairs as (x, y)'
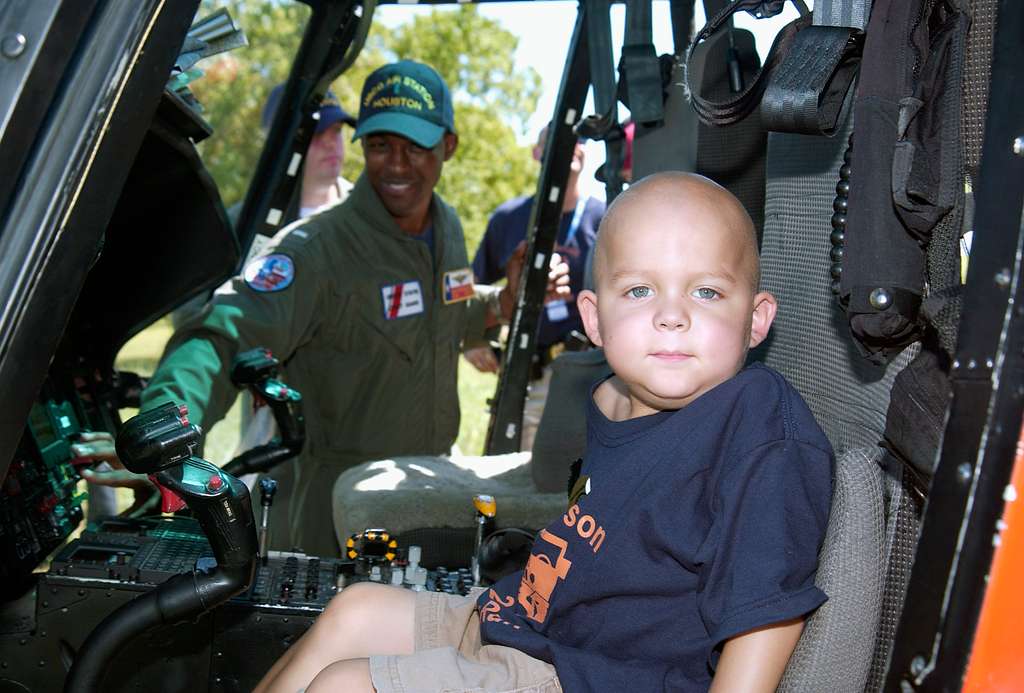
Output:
(0, 1), (1021, 690)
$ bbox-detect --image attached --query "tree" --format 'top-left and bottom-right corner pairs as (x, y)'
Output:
(190, 1), (311, 208)
(189, 1), (543, 253)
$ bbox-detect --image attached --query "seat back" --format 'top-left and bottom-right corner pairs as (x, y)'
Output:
(750, 107), (917, 692)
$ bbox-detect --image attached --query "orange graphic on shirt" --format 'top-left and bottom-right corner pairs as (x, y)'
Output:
(517, 529), (572, 624)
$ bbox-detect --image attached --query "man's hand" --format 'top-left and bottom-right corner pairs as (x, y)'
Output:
(463, 345), (499, 373)
(73, 431), (159, 517)
(499, 240), (572, 322)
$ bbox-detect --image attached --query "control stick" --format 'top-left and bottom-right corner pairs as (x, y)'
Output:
(471, 494), (496, 586)
(64, 403), (258, 693)
(222, 347), (305, 477)
(258, 477), (278, 564)
(260, 474), (280, 560)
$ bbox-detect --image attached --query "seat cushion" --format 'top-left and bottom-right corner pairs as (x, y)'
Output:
(778, 446), (886, 692)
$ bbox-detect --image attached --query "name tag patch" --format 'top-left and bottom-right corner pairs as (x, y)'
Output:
(443, 267), (474, 304)
(545, 299), (570, 322)
(244, 253), (295, 293)
(381, 280), (424, 320)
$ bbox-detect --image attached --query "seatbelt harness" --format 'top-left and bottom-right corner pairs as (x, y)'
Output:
(580, 0), (626, 203)
(620, 0), (664, 126)
(686, 0), (865, 137)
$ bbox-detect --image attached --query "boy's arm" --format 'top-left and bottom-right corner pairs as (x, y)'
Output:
(709, 618), (805, 693)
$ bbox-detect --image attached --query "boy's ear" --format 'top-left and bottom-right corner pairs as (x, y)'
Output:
(577, 289), (603, 347)
(748, 291), (778, 348)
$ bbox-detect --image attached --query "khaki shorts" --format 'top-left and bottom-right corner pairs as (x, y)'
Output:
(369, 590), (561, 693)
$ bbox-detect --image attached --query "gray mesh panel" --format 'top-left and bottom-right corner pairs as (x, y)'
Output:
(778, 447), (886, 692)
(754, 108), (916, 455)
(867, 462), (926, 691)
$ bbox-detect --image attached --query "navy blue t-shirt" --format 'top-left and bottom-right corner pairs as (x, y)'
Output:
(477, 363), (834, 691)
(472, 195), (604, 349)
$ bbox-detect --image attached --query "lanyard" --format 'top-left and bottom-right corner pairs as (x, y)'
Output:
(563, 198), (586, 249)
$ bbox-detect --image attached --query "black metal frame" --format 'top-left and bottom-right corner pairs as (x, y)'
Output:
(484, 2), (592, 455)
(232, 0), (366, 266)
(0, 1), (98, 226)
(0, 0), (199, 482)
(885, 0), (1024, 688)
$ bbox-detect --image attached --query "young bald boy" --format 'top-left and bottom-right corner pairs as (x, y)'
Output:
(255, 172), (834, 693)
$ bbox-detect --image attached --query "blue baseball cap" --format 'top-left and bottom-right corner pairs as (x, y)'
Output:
(353, 60), (456, 148)
(261, 84), (357, 134)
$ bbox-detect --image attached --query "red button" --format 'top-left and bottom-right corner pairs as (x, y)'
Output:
(206, 474), (224, 491)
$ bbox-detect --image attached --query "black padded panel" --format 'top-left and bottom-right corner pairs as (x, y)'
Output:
(631, 58), (698, 180)
(632, 29), (766, 240)
(690, 28), (767, 241)
(69, 117), (237, 369)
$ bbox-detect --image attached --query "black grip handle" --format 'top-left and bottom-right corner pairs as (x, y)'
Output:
(116, 401), (199, 474)
(153, 458), (257, 570)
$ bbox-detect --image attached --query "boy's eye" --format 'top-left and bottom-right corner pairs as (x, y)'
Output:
(693, 287), (720, 300)
(627, 286), (651, 299)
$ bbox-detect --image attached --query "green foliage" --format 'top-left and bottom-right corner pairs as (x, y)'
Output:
(190, 0), (310, 208)
(190, 1), (543, 252)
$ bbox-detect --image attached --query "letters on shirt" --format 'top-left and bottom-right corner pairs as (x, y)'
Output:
(479, 503), (608, 629)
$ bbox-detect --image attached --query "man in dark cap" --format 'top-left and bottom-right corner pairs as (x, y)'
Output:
(255, 84), (358, 227)
(80, 60), (568, 556)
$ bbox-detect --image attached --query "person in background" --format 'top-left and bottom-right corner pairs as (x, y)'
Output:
(258, 84), (357, 223)
(466, 124), (605, 451)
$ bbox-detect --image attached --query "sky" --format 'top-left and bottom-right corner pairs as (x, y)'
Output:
(374, 1), (806, 199)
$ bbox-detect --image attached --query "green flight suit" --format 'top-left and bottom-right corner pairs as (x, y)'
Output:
(142, 174), (491, 555)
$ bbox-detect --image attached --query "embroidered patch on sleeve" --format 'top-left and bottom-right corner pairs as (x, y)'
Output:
(244, 253), (296, 292)
(381, 280), (425, 320)
(442, 267), (474, 304)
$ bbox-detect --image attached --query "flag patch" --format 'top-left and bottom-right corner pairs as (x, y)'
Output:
(443, 267), (475, 304)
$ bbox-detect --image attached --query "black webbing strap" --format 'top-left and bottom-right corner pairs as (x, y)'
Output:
(582, 0), (626, 203)
(621, 0), (664, 125)
(668, 0), (696, 57)
(687, 0), (863, 135)
(685, 0), (808, 127)
(759, 24), (862, 135)
(587, 0), (616, 116)
(814, 0), (872, 30)
(234, 1), (368, 266)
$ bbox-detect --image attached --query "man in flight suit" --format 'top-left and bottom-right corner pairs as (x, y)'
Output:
(115, 60), (556, 556)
